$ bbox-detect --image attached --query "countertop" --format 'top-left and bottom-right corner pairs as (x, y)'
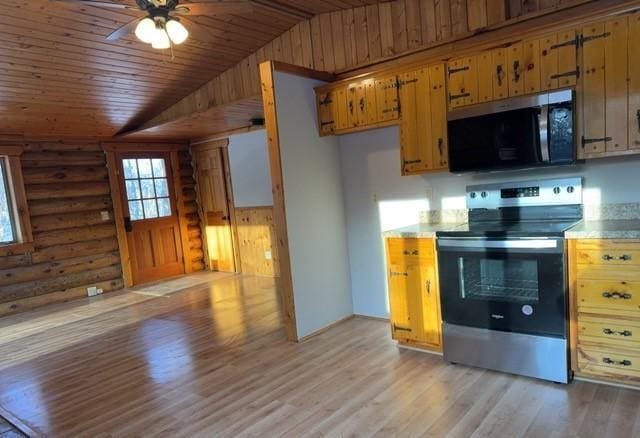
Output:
(382, 223), (467, 238)
(565, 219), (640, 239)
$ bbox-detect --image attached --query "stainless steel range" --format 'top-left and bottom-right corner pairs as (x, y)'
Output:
(436, 177), (583, 383)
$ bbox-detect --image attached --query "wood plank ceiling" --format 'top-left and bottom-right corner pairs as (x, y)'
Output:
(0, 0), (383, 138)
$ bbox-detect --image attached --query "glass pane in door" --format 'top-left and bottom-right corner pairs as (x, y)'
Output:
(122, 158), (172, 220)
(458, 257), (539, 303)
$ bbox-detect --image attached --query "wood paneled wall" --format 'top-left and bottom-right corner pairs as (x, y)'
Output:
(0, 141), (122, 316)
(236, 207), (280, 278)
(235, 207), (280, 277)
(137, 0), (598, 132)
(179, 150), (206, 272)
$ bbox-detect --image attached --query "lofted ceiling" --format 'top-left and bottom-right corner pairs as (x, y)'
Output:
(0, 0), (383, 138)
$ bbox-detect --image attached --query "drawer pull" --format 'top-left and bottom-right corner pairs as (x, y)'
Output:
(390, 271), (408, 277)
(619, 254), (633, 261)
(602, 291), (632, 300)
(401, 250), (419, 256)
(602, 357), (632, 366)
(426, 279), (431, 295)
(602, 328), (633, 337)
(602, 254), (615, 261)
(393, 324), (412, 332)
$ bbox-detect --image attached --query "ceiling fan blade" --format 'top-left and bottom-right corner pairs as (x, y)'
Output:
(174, 1), (253, 16)
(106, 17), (141, 41)
(50, 0), (137, 9)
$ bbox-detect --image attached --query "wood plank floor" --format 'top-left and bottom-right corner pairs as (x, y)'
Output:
(1, 272), (639, 437)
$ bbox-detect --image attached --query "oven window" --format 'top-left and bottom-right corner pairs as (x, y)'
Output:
(458, 257), (539, 303)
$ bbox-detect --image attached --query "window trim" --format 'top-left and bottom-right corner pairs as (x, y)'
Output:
(0, 145), (34, 256)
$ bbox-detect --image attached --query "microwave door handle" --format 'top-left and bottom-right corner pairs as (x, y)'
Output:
(538, 105), (550, 162)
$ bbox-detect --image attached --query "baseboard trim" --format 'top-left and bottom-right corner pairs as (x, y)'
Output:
(0, 404), (43, 437)
(574, 375), (640, 391)
(353, 314), (389, 322)
(298, 314), (355, 342)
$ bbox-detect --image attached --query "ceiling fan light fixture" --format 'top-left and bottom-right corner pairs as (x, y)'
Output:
(166, 19), (189, 45)
(151, 28), (171, 49)
(134, 17), (157, 44)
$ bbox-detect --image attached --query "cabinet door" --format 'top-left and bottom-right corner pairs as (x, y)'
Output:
(375, 76), (400, 121)
(400, 68), (432, 174)
(316, 90), (335, 136)
(581, 22), (607, 156)
(429, 64), (449, 170)
(491, 48), (509, 100)
(347, 85), (359, 129)
(388, 263), (420, 342)
(448, 56), (478, 108)
(419, 265), (441, 346)
(556, 30), (579, 89)
(334, 86), (350, 132)
(507, 43), (525, 96)
(364, 80), (379, 125)
(477, 51), (494, 103)
(604, 18), (629, 153)
(522, 39), (541, 94)
(629, 13), (640, 150)
(354, 82), (367, 127)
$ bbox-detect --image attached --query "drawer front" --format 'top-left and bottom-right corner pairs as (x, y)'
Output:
(578, 346), (640, 380)
(387, 238), (434, 264)
(574, 248), (640, 266)
(576, 279), (640, 313)
(578, 315), (640, 348)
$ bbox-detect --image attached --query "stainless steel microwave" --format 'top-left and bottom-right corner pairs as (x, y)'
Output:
(447, 90), (575, 173)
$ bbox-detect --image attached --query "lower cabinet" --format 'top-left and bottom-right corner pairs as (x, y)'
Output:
(385, 237), (442, 351)
(569, 239), (640, 386)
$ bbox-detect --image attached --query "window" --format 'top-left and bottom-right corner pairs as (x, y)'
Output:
(122, 158), (172, 220)
(0, 158), (16, 244)
(0, 146), (33, 254)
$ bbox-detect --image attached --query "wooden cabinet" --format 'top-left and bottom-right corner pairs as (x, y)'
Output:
(448, 31), (578, 110)
(569, 239), (640, 386)
(398, 64), (448, 175)
(385, 237), (442, 351)
(579, 14), (640, 159)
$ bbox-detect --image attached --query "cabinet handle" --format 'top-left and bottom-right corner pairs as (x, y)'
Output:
(636, 109), (640, 131)
(393, 324), (412, 332)
(496, 64), (504, 86)
(390, 271), (408, 277)
(359, 97), (365, 112)
(602, 291), (632, 300)
(426, 279), (431, 294)
(603, 328), (633, 337)
(349, 100), (354, 115)
(438, 137), (444, 165)
(513, 60), (521, 83)
(602, 254), (615, 261)
(603, 357), (632, 366)
(619, 254), (632, 261)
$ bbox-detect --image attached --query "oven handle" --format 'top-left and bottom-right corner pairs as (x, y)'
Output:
(437, 239), (558, 250)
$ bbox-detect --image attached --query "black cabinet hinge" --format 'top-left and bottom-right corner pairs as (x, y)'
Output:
(448, 66), (469, 75)
(550, 35), (580, 50)
(550, 67), (580, 80)
(581, 136), (612, 147)
(398, 78), (419, 87)
(403, 159), (422, 165)
(580, 32), (611, 46)
(449, 92), (471, 101)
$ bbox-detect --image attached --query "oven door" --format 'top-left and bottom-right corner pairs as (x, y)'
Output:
(437, 238), (567, 338)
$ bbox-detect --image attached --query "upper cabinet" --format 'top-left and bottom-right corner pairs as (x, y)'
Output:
(579, 14), (640, 158)
(447, 31), (578, 110)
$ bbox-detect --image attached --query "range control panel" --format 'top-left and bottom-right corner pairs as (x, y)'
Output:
(467, 177), (582, 209)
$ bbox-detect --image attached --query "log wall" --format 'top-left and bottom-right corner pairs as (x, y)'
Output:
(0, 141), (122, 316)
(179, 150), (206, 272)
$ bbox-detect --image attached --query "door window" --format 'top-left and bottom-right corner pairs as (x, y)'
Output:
(122, 158), (172, 220)
(458, 257), (539, 303)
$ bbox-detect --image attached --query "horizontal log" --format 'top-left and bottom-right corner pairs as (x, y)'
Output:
(33, 223), (117, 249)
(187, 225), (201, 240)
(0, 253), (32, 270)
(26, 181), (111, 200)
(184, 202), (198, 215)
(0, 277), (124, 318)
(180, 176), (195, 188)
(183, 189), (197, 202)
(22, 166), (109, 184)
(189, 238), (203, 250)
(186, 215), (199, 227)
(23, 142), (102, 152)
(31, 210), (113, 232)
(0, 252), (120, 287)
(31, 237), (119, 263)
(190, 248), (204, 262)
(180, 168), (193, 178)
(29, 196), (113, 216)
(0, 264), (122, 303)
(192, 260), (205, 272)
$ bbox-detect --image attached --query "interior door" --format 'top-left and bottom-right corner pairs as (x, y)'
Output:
(117, 153), (184, 285)
(193, 147), (235, 272)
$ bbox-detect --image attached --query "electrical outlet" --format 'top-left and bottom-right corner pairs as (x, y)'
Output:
(100, 211), (110, 221)
(87, 286), (98, 297)
(264, 250), (272, 260)
(96, 288), (103, 295)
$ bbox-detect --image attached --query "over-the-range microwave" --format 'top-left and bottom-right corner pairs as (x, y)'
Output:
(447, 89), (575, 173)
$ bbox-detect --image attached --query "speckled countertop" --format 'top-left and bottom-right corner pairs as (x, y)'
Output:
(565, 220), (640, 239)
(382, 223), (467, 238)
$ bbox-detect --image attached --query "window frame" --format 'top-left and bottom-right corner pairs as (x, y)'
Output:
(0, 145), (33, 256)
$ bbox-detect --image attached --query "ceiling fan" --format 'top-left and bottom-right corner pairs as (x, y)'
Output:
(53, 0), (253, 49)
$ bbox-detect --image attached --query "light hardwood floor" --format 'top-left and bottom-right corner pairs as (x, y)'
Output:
(0, 272), (639, 437)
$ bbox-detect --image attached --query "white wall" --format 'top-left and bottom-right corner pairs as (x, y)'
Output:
(340, 126), (640, 319)
(274, 71), (353, 339)
(227, 129), (273, 207)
